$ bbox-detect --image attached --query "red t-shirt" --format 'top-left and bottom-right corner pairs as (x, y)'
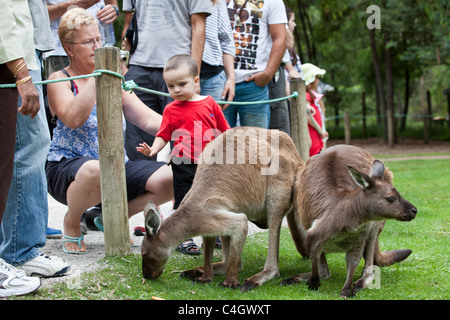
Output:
(157, 95), (231, 163)
(306, 92), (324, 156)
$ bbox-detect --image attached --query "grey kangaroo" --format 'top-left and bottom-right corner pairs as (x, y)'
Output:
(282, 144), (417, 298)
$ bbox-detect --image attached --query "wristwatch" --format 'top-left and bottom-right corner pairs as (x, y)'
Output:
(112, 5), (119, 16)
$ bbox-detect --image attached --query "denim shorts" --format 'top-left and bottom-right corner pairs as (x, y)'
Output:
(200, 70), (227, 102)
(46, 157), (166, 205)
(222, 81), (270, 128)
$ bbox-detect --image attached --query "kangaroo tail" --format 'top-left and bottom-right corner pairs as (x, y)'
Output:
(286, 206), (308, 259)
(373, 235), (412, 267)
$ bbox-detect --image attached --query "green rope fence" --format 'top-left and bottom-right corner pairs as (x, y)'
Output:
(0, 69), (299, 105)
(325, 114), (447, 121)
(2, 69), (444, 119)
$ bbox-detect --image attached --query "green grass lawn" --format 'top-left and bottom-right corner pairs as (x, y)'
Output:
(15, 159), (450, 301)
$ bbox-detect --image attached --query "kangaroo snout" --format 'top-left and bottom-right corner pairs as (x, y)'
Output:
(142, 260), (164, 280)
(399, 205), (417, 221)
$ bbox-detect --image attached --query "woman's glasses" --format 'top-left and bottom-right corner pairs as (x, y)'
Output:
(71, 38), (103, 48)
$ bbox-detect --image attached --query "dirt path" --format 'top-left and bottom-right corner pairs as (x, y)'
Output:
(40, 138), (450, 289)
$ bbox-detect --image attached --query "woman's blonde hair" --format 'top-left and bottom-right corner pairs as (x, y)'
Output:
(58, 8), (99, 50)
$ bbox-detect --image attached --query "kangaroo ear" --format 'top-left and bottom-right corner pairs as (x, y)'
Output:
(369, 159), (385, 179)
(144, 201), (161, 237)
(348, 166), (373, 190)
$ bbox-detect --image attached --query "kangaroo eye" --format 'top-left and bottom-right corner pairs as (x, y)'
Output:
(386, 196), (396, 203)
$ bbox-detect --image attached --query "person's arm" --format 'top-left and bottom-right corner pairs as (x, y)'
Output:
(136, 138), (167, 158)
(245, 23), (286, 87)
(216, 0), (235, 108)
(1, 2), (39, 118)
(286, 26), (295, 50)
(6, 58), (40, 119)
(221, 53), (235, 110)
(121, 90), (162, 136)
(190, 12), (207, 74)
(97, 0), (119, 24)
(121, 10), (133, 41)
(285, 62), (301, 79)
(306, 106), (327, 138)
(120, 11), (133, 52)
(47, 72), (96, 128)
(47, 0), (100, 21)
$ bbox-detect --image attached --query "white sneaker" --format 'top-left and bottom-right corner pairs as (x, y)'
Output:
(0, 258), (41, 297)
(17, 254), (71, 278)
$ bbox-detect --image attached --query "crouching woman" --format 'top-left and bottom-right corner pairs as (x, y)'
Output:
(45, 8), (173, 254)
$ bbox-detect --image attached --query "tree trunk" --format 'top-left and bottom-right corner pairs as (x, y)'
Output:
(362, 91), (367, 138)
(302, 3), (317, 62)
(400, 68), (410, 132)
(447, 92), (450, 139)
(297, 3), (312, 62)
(384, 31), (395, 147)
(369, 29), (387, 139)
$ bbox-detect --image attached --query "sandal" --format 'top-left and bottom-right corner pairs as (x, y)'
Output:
(94, 217), (104, 232)
(63, 234), (87, 254)
(176, 239), (201, 255)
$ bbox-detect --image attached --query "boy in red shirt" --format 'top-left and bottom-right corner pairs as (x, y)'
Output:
(137, 54), (230, 254)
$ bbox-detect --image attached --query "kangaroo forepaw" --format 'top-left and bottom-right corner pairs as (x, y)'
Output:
(180, 268), (203, 279)
(280, 277), (298, 286)
(241, 279), (259, 292)
(195, 276), (213, 284)
(220, 279), (241, 290)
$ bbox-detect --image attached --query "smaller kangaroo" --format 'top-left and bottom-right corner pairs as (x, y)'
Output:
(282, 145), (417, 298)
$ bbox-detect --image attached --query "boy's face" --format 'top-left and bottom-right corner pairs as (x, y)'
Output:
(164, 65), (199, 102)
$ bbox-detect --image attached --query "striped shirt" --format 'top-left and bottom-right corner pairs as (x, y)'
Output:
(202, 0), (235, 67)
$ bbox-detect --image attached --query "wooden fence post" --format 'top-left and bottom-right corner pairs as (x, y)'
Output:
(95, 47), (131, 256)
(289, 79), (309, 161)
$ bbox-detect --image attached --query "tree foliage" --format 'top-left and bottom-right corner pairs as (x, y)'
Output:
(284, 0), (450, 140)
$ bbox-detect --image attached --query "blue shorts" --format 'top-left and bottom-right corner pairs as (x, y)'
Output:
(46, 157), (166, 205)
